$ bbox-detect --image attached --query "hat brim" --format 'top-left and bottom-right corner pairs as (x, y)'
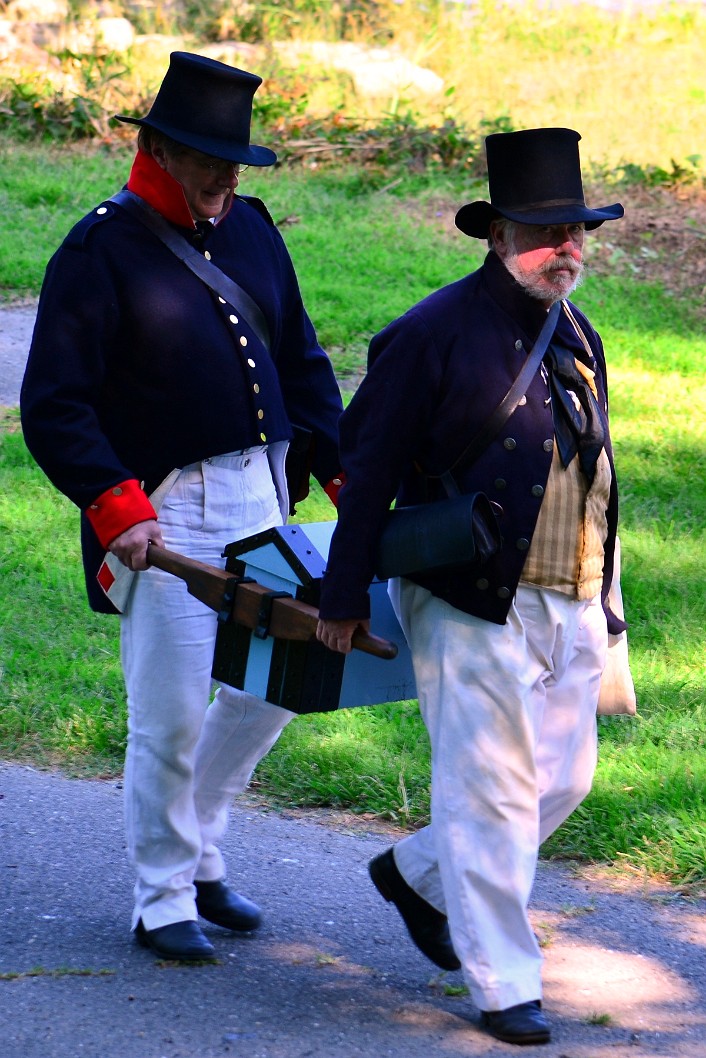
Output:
(115, 114), (277, 168)
(455, 200), (624, 240)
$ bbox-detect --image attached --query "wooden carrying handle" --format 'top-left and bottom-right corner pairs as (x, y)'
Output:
(350, 628), (398, 661)
(146, 544), (397, 661)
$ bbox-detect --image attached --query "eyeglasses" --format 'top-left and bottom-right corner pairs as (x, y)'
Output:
(176, 147), (248, 175)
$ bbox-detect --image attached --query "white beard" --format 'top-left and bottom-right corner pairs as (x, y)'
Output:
(504, 251), (585, 304)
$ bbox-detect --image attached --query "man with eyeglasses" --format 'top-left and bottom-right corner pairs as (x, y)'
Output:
(317, 128), (625, 1045)
(21, 52), (344, 963)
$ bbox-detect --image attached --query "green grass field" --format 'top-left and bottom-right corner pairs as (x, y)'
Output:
(1, 138), (704, 887)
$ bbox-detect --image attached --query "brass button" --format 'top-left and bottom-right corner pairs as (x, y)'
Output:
(96, 206), (108, 215)
(112, 486), (123, 496)
(476, 578), (489, 590)
(247, 358), (256, 368)
(543, 439), (554, 452)
(204, 251), (212, 261)
(240, 336), (248, 347)
(253, 383), (260, 394)
(229, 314), (238, 325)
(516, 538), (530, 551)
(260, 432), (267, 442)
(497, 586), (511, 600)
(257, 409), (264, 420)
(514, 339), (523, 350)
(531, 484), (545, 498)
(332, 477), (342, 486)
(90, 504), (99, 510)
(494, 477), (507, 490)
(219, 296), (226, 304)
(518, 395), (527, 406)
(503, 437), (517, 450)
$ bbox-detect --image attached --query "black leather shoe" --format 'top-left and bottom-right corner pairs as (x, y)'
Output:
(135, 919), (216, 962)
(195, 879), (262, 932)
(369, 848), (461, 971)
(480, 1001), (551, 1046)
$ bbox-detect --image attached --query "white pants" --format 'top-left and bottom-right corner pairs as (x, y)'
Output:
(389, 579), (606, 1012)
(121, 451), (295, 931)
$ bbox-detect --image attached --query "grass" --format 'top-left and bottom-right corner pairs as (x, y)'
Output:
(585, 1012), (613, 1027)
(0, 140), (129, 299)
(0, 966), (115, 980)
(0, 418), (127, 768)
(1, 128), (705, 887)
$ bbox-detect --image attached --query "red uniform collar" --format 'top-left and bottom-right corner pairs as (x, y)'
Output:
(126, 149), (233, 228)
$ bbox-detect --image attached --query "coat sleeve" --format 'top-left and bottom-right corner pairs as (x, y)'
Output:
(20, 219), (141, 514)
(318, 310), (443, 619)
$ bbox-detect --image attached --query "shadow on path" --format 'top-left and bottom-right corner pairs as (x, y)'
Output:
(1, 763), (704, 1058)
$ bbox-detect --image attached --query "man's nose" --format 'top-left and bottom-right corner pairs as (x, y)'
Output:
(555, 226), (581, 251)
(215, 160), (239, 185)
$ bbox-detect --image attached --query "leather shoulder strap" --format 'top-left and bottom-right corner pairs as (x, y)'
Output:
(440, 299), (561, 493)
(109, 189), (271, 351)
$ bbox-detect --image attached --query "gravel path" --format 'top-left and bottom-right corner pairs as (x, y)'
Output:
(0, 302), (36, 407)
(1, 762), (705, 1058)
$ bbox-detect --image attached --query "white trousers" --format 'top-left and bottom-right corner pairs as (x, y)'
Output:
(389, 579), (606, 1012)
(120, 451), (295, 931)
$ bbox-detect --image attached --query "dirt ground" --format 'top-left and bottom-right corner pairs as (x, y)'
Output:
(585, 183), (706, 311)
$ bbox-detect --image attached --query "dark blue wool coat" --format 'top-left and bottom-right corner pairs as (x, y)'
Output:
(319, 251), (624, 631)
(21, 193), (343, 612)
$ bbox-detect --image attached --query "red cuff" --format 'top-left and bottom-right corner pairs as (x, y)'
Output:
(85, 479), (157, 548)
(323, 473), (346, 507)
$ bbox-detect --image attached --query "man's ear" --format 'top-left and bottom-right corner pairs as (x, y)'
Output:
(489, 219), (507, 258)
(152, 144), (168, 171)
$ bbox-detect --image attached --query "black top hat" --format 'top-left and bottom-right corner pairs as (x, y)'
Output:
(455, 128), (623, 239)
(116, 52), (277, 167)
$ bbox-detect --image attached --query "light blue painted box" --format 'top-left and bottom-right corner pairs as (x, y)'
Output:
(211, 522), (415, 713)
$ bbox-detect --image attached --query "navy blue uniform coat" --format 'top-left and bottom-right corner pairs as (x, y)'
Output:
(319, 251), (623, 631)
(21, 191), (343, 612)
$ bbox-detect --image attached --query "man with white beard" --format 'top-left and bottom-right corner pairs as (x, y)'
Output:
(317, 129), (625, 1046)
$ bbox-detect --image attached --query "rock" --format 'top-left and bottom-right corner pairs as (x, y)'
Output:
(200, 41), (264, 69)
(272, 41), (444, 99)
(0, 18), (58, 67)
(30, 16), (135, 54)
(0, 19), (16, 60)
(94, 16), (135, 52)
(5, 0), (69, 21)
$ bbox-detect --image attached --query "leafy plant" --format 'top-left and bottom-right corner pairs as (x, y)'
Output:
(0, 52), (131, 142)
(611, 157), (704, 190)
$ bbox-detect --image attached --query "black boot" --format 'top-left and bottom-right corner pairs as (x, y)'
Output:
(369, 848), (460, 971)
(195, 879), (262, 932)
(480, 1001), (551, 1046)
(135, 919), (216, 962)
